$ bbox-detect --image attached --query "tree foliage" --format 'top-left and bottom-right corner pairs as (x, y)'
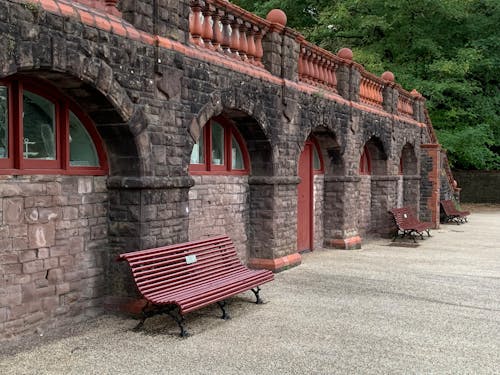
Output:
(232, 0), (500, 170)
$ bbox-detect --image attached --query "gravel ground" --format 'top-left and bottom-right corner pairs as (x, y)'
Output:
(1, 207), (499, 374)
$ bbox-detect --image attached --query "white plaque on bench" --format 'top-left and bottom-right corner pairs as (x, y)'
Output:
(185, 254), (197, 264)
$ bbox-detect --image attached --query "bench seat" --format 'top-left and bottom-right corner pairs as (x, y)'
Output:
(117, 235), (274, 336)
(440, 200), (470, 224)
(389, 207), (432, 243)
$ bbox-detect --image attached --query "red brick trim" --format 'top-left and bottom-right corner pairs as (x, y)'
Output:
(248, 253), (302, 272)
(326, 236), (362, 250)
(421, 144), (441, 228)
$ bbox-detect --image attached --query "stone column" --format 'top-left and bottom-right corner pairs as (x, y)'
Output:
(370, 176), (400, 237)
(247, 176), (302, 271)
(335, 48), (361, 102)
(261, 9), (300, 81)
(120, 0), (190, 43)
(106, 176), (193, 297)
(323, 176), (362, 249)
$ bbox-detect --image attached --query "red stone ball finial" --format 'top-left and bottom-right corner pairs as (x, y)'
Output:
(337, 48), (353, 60)
(411, 89), (422, 98)
(381, 71), (395, 82)
(266, 9), (287, 26)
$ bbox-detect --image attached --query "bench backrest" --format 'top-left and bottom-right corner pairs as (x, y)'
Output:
(441, 200), (458, 215)
(117, 235), (244, 299)
(389, 207), (419, 228)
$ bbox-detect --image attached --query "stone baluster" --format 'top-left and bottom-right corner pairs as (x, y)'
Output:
(190, 1), (204, 46)
(230, 17), (241, 59)
(246, 26), (257, 64)
(254, 30), (264, 67)
(201, 4), (214, 49)
(238, 21), (249, 61)
(220, 14), (232, 56)
(211, 9), (223, 52)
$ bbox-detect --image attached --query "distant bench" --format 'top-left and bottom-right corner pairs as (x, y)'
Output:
(441, 200), (470, 224)
(389, 207), (432, 243)
(117, 235), (274, 336)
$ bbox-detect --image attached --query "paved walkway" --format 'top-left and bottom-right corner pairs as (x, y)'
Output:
(1, 208), (500, 374)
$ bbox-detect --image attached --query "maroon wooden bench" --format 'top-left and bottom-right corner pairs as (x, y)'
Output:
(389, 207), (432, 243)
(441, 200), (470, 224)
(117, 235), (274, 336)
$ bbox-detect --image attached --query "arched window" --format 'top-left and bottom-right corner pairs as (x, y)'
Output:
(0, 78), (107, 174)
(311, 139), (324, 174)
(359, 145), (371, 175)
(189, 116), (250, 175)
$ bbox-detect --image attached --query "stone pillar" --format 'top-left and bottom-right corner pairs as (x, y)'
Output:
(323, 176), (362, 249)
(370, 176), (400, 237)
(262, 10), (300, 81)
(120, 0), (190, 42)
(106, 176), (193, 298)
(335, 48), (361, 102)
(247, 176), (302, 272)
(420, 144), (441, 228)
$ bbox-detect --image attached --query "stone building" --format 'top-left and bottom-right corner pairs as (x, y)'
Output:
(0, 0), (458, 339)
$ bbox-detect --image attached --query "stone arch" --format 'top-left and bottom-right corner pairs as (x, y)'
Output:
(187, 92), (273, 177)
(302, 126), (344, 249)
(2, 67), (146, 177)
(361, 136), (388, 175)
(186, 98), (273, 263)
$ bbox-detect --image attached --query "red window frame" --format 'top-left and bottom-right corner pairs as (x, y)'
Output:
(359, 145), (371, 175)
(0, 77), (108, 175)
(310, 138), (324, 175)
(189, 116), (250, 175)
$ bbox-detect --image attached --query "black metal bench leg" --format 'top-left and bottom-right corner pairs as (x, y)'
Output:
(217, 300), (231, 320)
(251, 287), (263, 304)
(165, 307), (189, 337)
(133, 302), (152, 331)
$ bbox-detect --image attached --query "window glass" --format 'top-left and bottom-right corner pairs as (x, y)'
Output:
(313, 145), (321, 170)
(190, 132), (205, 164)
(211, 122), (224, 165)
(0, 86), (7, 158)
(69, 111), (99, 166)
(23, 90), (56, 160)
(231, 135), (244, 170)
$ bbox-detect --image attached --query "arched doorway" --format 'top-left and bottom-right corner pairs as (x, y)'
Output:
(297, 139), (323, 252)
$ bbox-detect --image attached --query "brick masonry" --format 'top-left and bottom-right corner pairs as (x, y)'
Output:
(0, 0), (454, 339)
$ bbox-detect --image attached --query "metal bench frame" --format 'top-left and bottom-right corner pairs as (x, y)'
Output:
(389, 207), (432, 243)
(117, 235), (274, 337)
(440, 200), (470, 224)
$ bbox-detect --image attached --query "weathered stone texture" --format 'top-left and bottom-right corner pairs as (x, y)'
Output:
(0, 175), (108, 339)
(189, 175), (249, 262)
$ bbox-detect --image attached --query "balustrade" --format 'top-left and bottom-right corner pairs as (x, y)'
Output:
(359, 72), (384, 108)
(397, 91), (414, 118)
(298, 41), (338, 92)
(189, 0), (268, 67)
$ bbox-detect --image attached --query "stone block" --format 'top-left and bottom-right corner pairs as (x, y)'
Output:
(22, 260), (44, 274)
(28, 223), (56, 248)
(3, 197), (24, 224)
(19, 249), (37, 262)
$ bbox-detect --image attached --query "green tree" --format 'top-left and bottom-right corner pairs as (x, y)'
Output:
(233, 0), (500, 170)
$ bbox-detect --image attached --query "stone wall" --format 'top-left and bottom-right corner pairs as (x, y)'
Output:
(452, 170), (500, 203)
(358, 176), (371, 236)
(188, 175), (249, 262)
(0, 175), (108, 338)
(313, 175), (325, 250)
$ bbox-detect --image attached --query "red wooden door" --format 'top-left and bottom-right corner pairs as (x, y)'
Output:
(297, 142), (313, 252)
